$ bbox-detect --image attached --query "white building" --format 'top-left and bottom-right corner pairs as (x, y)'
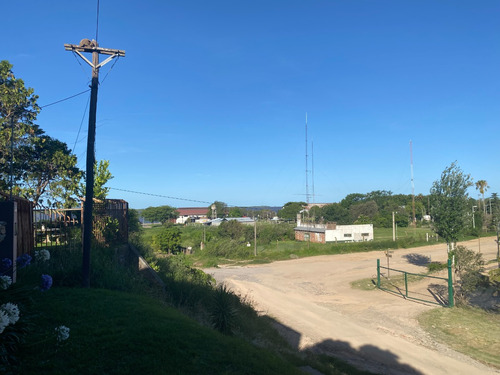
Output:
(295, 216), (373, 243)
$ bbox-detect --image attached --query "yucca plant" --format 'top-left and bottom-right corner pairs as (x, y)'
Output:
(209, 284), (238, 335)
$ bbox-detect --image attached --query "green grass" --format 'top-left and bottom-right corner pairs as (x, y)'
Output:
(418, 307), (500, 369)
(18, 288), (303, 375)
(2, 240), (375, 375)
(374, 226), (434, 241)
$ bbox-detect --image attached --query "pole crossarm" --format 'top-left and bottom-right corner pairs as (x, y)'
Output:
(64, 43), (125, 69)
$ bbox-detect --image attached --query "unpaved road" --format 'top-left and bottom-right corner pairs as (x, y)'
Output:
(206, 237), (500, 375)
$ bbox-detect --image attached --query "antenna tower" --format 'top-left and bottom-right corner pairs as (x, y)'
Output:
(311, 140), (315, 204)
(410, 140), (416, 225)
(305, 113), (309, 204)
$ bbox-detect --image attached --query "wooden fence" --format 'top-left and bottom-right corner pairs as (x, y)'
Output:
(0, 192), (33, 256)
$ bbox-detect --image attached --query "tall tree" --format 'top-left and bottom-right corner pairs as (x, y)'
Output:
(430, 162), (473, 250)
(475, 180), (489, 215)
(1, 60), (40, 193)
(0, 61), (81, 206)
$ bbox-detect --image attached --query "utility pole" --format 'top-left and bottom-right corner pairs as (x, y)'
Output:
(392, 211), (396, 241)
(254, 219), (257, 256)
(64, 39), (125, 288)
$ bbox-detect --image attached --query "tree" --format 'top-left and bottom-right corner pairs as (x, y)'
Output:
(453, 245), (485, 305)
(228, 207), (243, 217)
(1, 60), (81, 207)
(153, 225), (182, 254)
(16, 134), (80, 207)
(430, 162), (473, 249)
(128, 208), (142, 233)
(78, 160), (113, 201)
(475, 180), (489, 215)
(340, 193), (366, 209)
(349, 201), (378, 222)
(218, 220), (249, 241)
(142, 205), (179, 224)
(321, 203), (349, 224)
(207, 201), (228, 219)
(278, 202), (306, 221)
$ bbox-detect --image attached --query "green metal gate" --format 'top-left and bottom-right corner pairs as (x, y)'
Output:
(377, 259), (454, 307)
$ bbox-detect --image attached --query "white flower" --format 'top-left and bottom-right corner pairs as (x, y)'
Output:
(0, 310), (9, 334)
(55, 325), (70, 342)
(35, 249), (51, 262)
(0, 275), (12, 290)
(1, 303), (20, 325)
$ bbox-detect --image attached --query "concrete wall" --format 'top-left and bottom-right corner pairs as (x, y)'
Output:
(325, 224), (373, 242)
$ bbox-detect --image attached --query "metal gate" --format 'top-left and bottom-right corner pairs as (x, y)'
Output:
(377, 259), (454, 307)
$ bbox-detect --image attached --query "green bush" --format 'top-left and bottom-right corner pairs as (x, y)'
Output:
(209, 284), (239, 335)
(427, 262), (448, 273)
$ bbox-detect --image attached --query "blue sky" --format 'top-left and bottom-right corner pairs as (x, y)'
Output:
(3, 1), (500, 209)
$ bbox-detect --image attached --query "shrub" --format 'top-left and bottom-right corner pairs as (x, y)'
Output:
(453, 246), (485, 305)
(427, 262), (448, 273)
(209, 284), (238, 335)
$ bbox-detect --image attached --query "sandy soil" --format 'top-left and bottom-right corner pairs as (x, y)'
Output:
(206, 237), (500, 375)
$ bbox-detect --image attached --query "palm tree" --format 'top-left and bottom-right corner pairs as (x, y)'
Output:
(475, 180), (489, 215)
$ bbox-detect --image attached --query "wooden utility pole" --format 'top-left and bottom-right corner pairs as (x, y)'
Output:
(64, 39), (125, 288)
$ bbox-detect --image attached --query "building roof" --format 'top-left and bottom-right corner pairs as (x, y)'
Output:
(176, 207), (208, 216)
(294, 226), (326, 233)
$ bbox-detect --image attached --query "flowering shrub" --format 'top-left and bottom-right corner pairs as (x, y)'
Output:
(1, 258), (12, 274)
(0, 275), (12, 290)
(0, 251), (68, 371)
(35, 249), (50, 262)
(0, 310), (9, 334)
(1, 303), (20, 325)
(55, 325), (70, 342)
(16, 254), (32, 269)
(40, 274), (53, 291)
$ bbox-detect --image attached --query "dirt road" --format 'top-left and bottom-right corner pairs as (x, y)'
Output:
(206, 237), (500, 375)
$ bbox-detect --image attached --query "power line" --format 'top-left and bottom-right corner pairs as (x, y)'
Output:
(109, 187), (212, 205)
(40, 89), (91, 109)
(72, 93), (91, 153)
(96, 0), (100, 42)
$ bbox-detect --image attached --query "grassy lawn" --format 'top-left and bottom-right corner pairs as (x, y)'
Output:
(2, 243), (376, 375)
(374, 226), (434, 241)
(418, 307), (500, 369)
(19, 288), (304, 375)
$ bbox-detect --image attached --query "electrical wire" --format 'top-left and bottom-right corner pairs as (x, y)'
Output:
(108, 187), (213, 205)
(96, 0), (100, 43)
(100, 56), (120, 85)
(72, 93), (91, 153)
(40, 89), (91, 109)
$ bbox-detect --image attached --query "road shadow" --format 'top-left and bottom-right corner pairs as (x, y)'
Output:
(271, 319), (424, 375)
(403, 253), (430, 266)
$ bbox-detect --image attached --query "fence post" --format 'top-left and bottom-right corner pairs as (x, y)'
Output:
(404, 272), (408, 298)
(377, 259), (380, 288)
(447, 258), (454, 308)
